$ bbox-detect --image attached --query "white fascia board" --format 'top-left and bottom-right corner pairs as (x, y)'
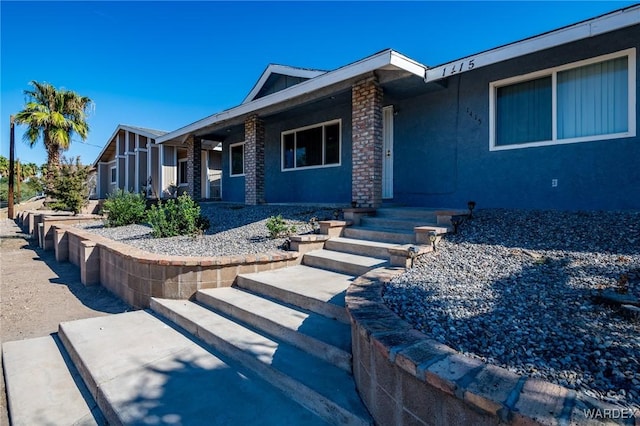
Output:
(389, 51), (428, 78)
(425, 5), (640, 82)
(157, 50), (427, 145)
(242, 64), (327, 104)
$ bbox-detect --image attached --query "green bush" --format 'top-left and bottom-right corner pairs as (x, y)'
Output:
(102, 189), (147, 227)
(266, 214), (296, 239)
(47, 157), (92, 215)
(146, 193), (209, 238)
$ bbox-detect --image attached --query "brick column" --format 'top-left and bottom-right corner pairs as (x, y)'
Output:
(352, 76), (383, 208)
(186, 135), (202, 200)
(244, 115), (265, 205)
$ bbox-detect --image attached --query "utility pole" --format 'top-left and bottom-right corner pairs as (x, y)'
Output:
(8, 115), (15, 219)
(16, 159), (21, 203)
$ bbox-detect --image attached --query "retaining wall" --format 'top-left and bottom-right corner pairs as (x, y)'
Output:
(346, 268), (637, 426)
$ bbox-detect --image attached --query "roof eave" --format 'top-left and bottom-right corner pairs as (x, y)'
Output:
(425, 4), (640, 82)
(157, 49), (427, 144)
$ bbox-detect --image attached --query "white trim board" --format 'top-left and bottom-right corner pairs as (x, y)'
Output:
(425, 5), (640, 83)
(243, 64), (327, 104)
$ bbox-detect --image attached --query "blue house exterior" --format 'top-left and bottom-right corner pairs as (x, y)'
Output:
(157, 5), (640, 211)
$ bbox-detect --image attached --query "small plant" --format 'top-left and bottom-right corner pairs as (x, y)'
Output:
(47, 156), (92, 215)
(102, 189), (147, 227)
(146, 193), (209, 238)
(266, 215), (296, 239)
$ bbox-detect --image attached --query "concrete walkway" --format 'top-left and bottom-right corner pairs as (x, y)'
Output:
(0, 219), (130, 425)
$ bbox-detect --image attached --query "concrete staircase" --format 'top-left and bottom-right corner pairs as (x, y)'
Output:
(344, 207), (453, 244)
(2, 206), (452, 425)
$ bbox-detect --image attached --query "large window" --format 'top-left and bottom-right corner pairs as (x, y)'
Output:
(490, 49), (636, 150)
(110, 166), (116, 184)
(230, 142), (245, 176)
(282, 120), (341, 170)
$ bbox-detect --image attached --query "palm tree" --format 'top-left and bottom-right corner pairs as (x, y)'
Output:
(14, 81), (92, 187)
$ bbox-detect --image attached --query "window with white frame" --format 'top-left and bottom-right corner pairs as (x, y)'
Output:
(110, 166), (116, 184)
(230, 142), (245, 176)
(178, 159), (188, 185)
(282, 120), (341, 170)
(490, 48), (636, 150)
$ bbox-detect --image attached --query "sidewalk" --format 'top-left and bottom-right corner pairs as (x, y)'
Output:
(0, 219), (130, 425)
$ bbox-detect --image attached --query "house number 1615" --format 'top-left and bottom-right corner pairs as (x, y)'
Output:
(442, 59), (475, 77)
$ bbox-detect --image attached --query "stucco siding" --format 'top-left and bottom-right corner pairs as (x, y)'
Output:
(264, 102), (353, 203)
(392, 25), (640, 210)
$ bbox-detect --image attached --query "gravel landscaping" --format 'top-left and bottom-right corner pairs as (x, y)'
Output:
(77, 203), (339, 257)
(383, 209), (640, 409)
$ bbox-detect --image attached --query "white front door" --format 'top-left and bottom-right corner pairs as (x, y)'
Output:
(382, 105), (394, 199)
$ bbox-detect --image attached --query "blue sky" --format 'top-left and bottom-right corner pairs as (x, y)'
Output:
(1, 1), (637, 167)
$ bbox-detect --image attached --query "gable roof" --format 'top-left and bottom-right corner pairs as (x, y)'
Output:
(93, 124), (168, 166)
(157, 49), (426, 144)
(242, 64), (327, 104)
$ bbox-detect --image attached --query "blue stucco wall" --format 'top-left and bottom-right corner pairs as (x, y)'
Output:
(221, 130), (246, 203)
(263, 103), (353, 203)
(391, 25), (640, 210)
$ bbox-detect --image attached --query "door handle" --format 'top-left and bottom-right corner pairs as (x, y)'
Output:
(386, 150), (391, 157)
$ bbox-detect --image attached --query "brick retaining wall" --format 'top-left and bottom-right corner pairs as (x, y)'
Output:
(51, 225), (299, 309)
(346, 268), (637, 426)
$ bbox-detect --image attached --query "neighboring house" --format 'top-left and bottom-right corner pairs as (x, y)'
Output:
(156, 5), (639, 210)
(93, 125), (223, 200)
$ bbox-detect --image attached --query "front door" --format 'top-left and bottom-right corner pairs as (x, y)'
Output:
(382, 105), (394, 199)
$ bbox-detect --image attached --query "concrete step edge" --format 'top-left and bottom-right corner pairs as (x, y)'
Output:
(2, 335), (105, 426)
(196, 288), (352, 371)
(236, 274), (350, 324)
(151, 298), (371, 426)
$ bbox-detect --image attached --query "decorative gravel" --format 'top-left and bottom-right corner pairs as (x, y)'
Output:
(77, 204), (340, 257)
(384, 209), (640, 409)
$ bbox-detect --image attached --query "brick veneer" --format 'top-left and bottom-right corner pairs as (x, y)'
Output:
(346, 268), (637, 425)
(245, 114), (265, 205)
(186, 135), (202, 200)
(352, 76), (383, 208)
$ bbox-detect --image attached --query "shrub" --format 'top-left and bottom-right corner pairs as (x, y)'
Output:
(146, 193), (209, 238)
(47, 157), (92, 215)
(266, 214), (296, 239)
(102, 189), (147, 227)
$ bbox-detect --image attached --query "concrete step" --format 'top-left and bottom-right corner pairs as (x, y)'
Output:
(197, 287), (352, 371)
(360, 216), (438, 231)
(374, 207), (439, 220)
(343, 226), (416, 244)
(324, 236), (399, 259)
(151, 298), (372, 426)
(58, 310), (329, 426)
(2, 335), (105, 426)
(236, 265), (353, 323)
(303, 249), (388, 276)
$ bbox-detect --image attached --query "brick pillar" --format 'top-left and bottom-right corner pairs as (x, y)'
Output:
(186, 135), (202, 200)
(244, 114), (265, 205)
(352, 76), (383, 208)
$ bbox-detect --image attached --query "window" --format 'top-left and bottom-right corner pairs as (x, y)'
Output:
(230, 142), (245, 176)
(178, 159), (188, 185)
(490, 49), (636, 150)
(110, 166), (116, 184)
(282, 120), (341, 170)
